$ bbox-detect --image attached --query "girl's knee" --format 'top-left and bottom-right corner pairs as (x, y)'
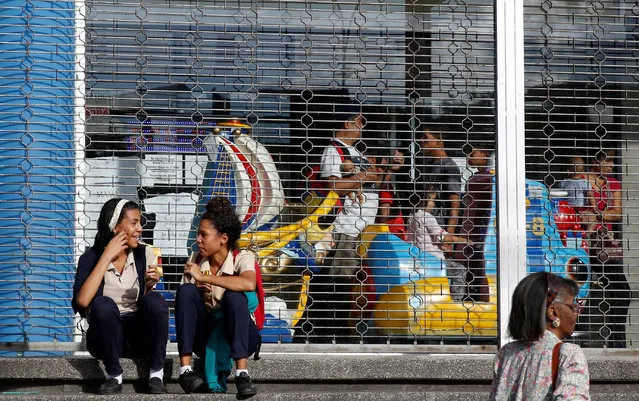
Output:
(222, 290), (247, 307)
(176, 283), (199, 300)
(140, 291), (168, 313)
(90, 296), (118, 319)
(222, 291), (251, 316)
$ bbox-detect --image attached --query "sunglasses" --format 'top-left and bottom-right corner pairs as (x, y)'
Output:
(554, 299), (586, 315)
(546, 273), (585, 314)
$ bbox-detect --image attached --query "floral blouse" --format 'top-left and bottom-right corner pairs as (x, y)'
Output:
(490, 331), (590, 401)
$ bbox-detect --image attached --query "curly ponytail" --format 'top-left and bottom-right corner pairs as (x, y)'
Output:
(201, 197), (242, 250)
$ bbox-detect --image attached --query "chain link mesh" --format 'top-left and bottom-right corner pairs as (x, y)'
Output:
(72, 0), (498, 346)
(524, 0), (637, 348)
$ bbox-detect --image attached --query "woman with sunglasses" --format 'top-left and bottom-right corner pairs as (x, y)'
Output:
(490, 272), (590, 401)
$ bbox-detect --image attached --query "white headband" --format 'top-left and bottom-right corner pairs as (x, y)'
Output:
(109, 199), (130, 232)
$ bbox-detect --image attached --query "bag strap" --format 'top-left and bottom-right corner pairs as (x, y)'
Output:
(232, 249), (263, 361)
(329, 139), (350, 163)
(552, 341), (563, 390)
(133, 246), (147, 304)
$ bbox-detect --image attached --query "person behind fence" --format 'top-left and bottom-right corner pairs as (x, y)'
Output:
(373, 149), (407, 240)
(490, 272), (590, 401)
(457, 142), (494, 302)
(585, 152), (629, 349)
(587, 152), (622, 234)
(72, 198), (169, 395)
(174, 197), (259, 398)
(415, 129), (462, 235)
(307, 102), (381, 340)
(406, 181), (468, 301)
(560, 156), (591, 213)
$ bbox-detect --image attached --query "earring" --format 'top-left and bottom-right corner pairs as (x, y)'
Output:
(551, 318), (560, 328)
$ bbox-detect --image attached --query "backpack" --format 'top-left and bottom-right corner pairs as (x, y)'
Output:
(302, 140), (350, 198)
(232, 249), (265, 331)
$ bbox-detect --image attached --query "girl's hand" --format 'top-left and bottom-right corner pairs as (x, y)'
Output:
(145, 266), (160, 290)
(103, 232), (128, 262)
(388, 150), (404, 172)
(362, 167), (381, 186)
(184, 262), (203, 282)
(197, 282), (213, 298)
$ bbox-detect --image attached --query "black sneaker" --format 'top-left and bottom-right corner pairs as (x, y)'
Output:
(148, 377), (167, 394)
(178, 369), (208, 394)
(235, 372), (257, 399)
(98, 378), (122, 395)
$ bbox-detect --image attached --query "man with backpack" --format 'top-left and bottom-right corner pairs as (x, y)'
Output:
(307, 102), (381, 341)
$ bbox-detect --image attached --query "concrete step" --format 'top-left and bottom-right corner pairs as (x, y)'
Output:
(1, 386), (639, 401)
(1, 384), (492, 400)
(1, 350), (638, 400)
(2, 350), (639, 382)
(0, 353), (497, 382)
(0, 392), (489, 401)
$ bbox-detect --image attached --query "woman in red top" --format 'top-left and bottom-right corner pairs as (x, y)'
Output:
(585, 152), (629, 348)
(588, 153), (622, 232)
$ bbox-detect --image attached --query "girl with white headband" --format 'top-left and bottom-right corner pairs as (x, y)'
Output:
(72, 198), (168, 395)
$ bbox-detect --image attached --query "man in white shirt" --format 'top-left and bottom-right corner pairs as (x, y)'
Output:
(310, 102), (380, 340)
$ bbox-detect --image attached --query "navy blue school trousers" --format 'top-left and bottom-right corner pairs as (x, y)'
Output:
(175, 283), (259, 360)
(86, 292), (169, 376)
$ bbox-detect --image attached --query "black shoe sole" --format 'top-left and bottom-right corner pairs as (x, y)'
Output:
(98, 386), (122, 395)
(236, 390), (258, 400)
(194, 383), (209, 394)
(180, 381), (208, 394)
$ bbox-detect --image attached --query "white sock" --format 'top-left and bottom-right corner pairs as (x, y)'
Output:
(149, 368), (164, 381)
(106, 374), (123, 385)
(179, 365), (192, 376)
(235, 369), (248, 377)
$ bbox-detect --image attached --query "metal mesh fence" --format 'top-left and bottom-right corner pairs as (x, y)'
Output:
(78, 0), (497, 346)
(0, 0), (636, 352)
(524, 0), (638, 349)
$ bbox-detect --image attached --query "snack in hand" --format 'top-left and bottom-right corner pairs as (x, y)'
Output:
(139, 239), (163, 277)
(152, 247), (163, 276)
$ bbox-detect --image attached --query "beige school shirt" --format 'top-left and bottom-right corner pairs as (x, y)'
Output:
(181, 249), (255, 311)
(102, 246), (155, 314)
